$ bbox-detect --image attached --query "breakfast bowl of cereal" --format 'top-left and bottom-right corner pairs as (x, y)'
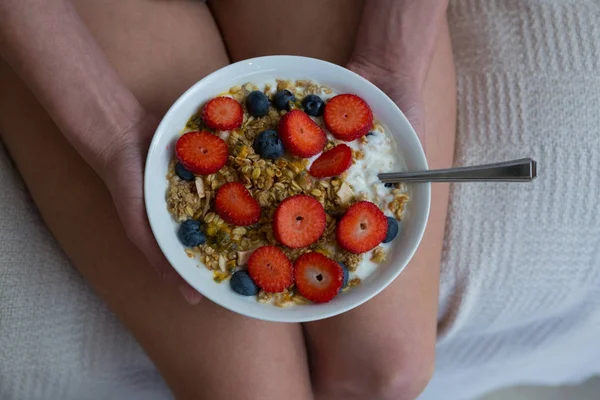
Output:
(144, 56), (429, 322)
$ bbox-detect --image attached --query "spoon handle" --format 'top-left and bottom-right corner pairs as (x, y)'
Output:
(378, 158), (537, 183)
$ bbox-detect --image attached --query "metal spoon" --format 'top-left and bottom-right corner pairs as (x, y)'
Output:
(378, 158), (537, 183)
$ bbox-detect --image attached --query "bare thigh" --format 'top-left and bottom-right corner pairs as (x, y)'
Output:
(211, 1), (456, 399)
(0, 1), (312, 399)
(210, 0), (363, 66)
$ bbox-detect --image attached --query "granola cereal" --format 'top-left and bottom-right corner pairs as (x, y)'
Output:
(166, 79), (409, 307)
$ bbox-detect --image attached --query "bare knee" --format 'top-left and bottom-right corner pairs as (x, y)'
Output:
(315, 351), (434, 400)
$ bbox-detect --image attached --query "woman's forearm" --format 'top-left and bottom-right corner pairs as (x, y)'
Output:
(352, 0), (449, 87)
(0, 0), (143, 173)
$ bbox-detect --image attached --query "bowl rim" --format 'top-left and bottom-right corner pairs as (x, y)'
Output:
(144, 55), (430, 322)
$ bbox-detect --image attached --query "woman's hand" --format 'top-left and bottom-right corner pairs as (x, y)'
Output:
(98, 114), (203, 305)
(348, 0), (450, 148)
(347, 58), (426, 145)
(1, 1), (202, 304)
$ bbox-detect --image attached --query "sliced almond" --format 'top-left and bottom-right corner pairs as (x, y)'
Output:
(218, 130), (231, 141)
(195, 177), (205, 199)
(202, 191), (211, 217)
(336, 182), (355, 205)
(237, 249), (255, 266)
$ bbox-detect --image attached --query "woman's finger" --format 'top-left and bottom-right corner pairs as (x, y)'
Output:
(179, 283), (203, 305)
(113, 193), (203, 304)
(346, 61), (425, 138)
(132, 204), (204, 304)
(133, 215), (204, 305)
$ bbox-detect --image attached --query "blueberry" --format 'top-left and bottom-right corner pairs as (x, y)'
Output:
(254, 129), (285, 160)
(178, 219), (206, 247)
(384, 183), (394, 188)
(301, 94), (325, 117)
(382, 217), (399, 244)
(273, 90), (295, 111)
(246, 91), (270, 117)
(339, 263), (349, 289)
(230, 270), (259, 296)
(175, 162), (195, 181)
(366, 132), (376, 137)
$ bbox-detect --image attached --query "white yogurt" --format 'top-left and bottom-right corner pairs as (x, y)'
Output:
(342, 129), (401, 209)
(339, 130), (404, 279)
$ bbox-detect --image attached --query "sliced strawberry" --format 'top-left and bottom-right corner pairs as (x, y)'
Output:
(309, 144), (353, 178)
(273, 194), (326, 248)
(214, 182), (261, 226)
(278, 110), (327, 158)
(248, 246), (293, 293)
(324, 94), (373, 141)
(294, 252), (343, 303)
(336, 201), (387, 254)
(175, 131), (228, 175)
(202, 97), (243, 131)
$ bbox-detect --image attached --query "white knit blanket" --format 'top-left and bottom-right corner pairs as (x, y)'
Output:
(421, 0), (600, 398)
(1, 1), (599, 399)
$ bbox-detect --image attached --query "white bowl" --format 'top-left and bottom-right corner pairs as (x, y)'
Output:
(145, 56), (430, 323)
